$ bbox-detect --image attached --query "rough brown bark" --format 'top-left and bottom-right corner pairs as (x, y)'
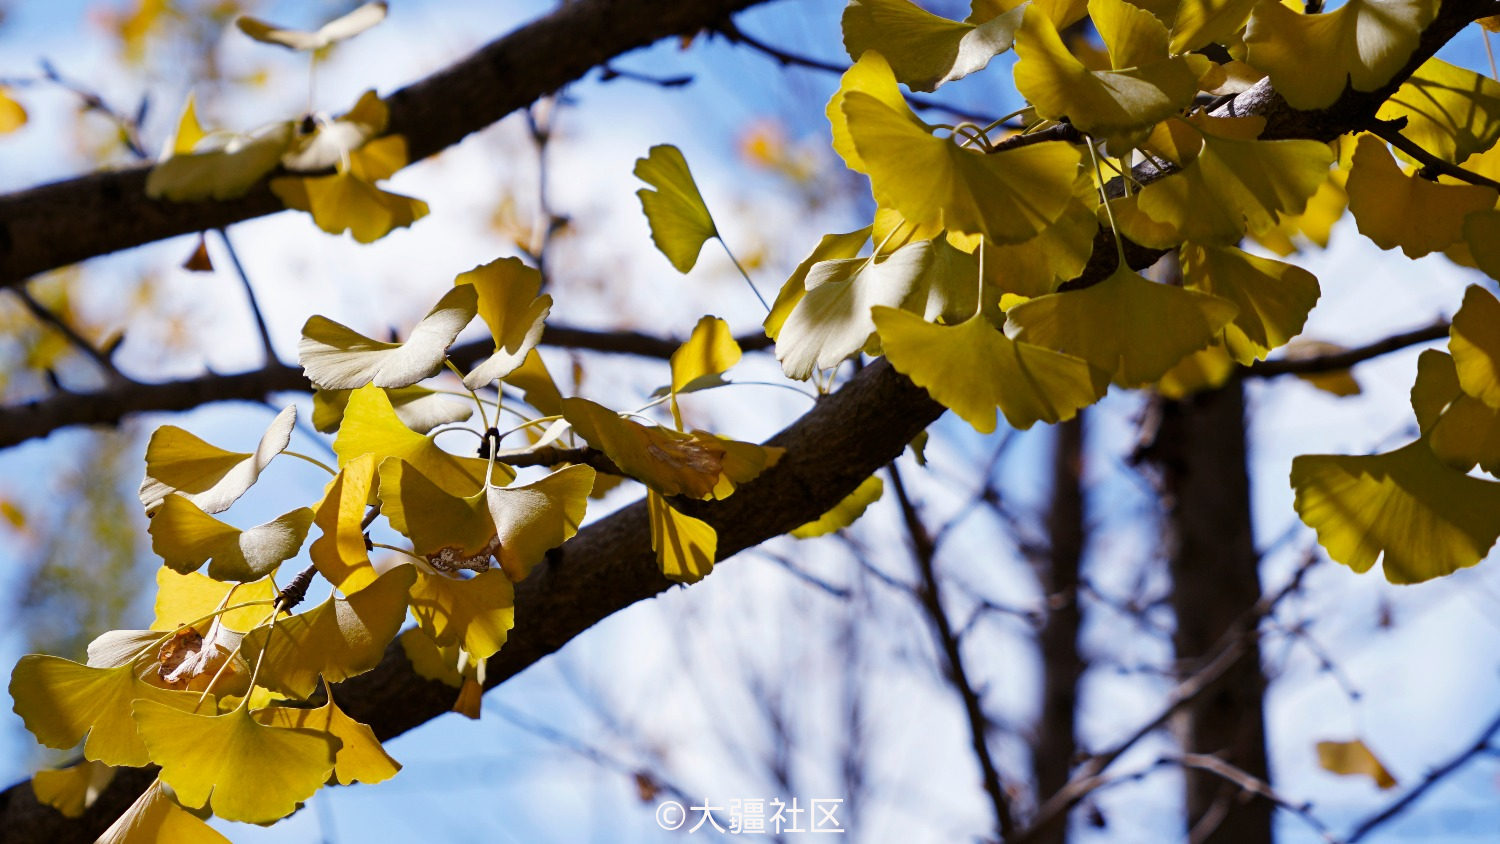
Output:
(1153, 383), (1273, 844)
(1031, 413), (1086, 844)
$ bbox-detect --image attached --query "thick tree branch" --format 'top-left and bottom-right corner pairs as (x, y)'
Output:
(0, 0), (776, 290)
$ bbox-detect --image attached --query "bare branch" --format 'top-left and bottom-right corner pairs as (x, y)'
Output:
(1367, 118), (1500, 190)
(1247, 321), (1449, 377)
(216, 228), (278, 364)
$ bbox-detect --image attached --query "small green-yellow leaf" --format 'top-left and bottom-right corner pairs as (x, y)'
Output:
(95, 780), (231, 844)
(254, 696), (399, 785)
(148, 495), (312, 581)
(409, 567), (515, 660)
(1156, 342), (1238, 399)
(139, 406), (296, 515)
(456, 257), (552, 389)
(487, 464), (595, 581)
(843, 51), (1083, 243)
(1412, 350), (1500, 475)
(333, 384), (511, 496)
(672, 316), (741, 395)
(151, 569), (277, 633)
(648, 490), (717, 582)
(9, 656), (210, 767)
(1346, 135), (1496, 258)
(1005, 263), (1237, 387)
(1316, 739), (1398, 789)
(1291, 441), (1500, 583)
(309, 453), (379, 594)
(828, 55), (911, 175)
(242, 565), (415, 699)
(399, 628), (465, 688)
(31, 760), (115, 819)
(874, 308), (1106, 432)
(843, 0), (1023, 92)
(792, 475), (885, 538)
(134, 702), (337, 823)
(1449, 284), (1500, 409)
(634, 144), (718, 273)
(1378, 58), (1500, 165)
(236, 1), (387, 51)
(1244, 0), (1439, 111)
(299, 285), (477, 390)
(271, 171), (429, 243)
(1180, 243), (1320, 364)
(313, 385), (472, 434)
(0, 87), (27, 134)
(378, 458), (497, 571)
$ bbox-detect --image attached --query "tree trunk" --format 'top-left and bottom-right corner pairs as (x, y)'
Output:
(1155, 382), (1273, 844)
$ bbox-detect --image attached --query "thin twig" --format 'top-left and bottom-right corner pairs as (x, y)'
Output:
(1247, 321), (1450, 377)
(216, 228), (279, 364)
(8, 286), (126, 384)
(1367, 118), (1500, 190)
(1173, 753), (1339, 844)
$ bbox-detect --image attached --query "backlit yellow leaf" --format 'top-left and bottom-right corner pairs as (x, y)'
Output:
(299, 286), (477, 390)
(1244, 0), (1439, 110)
(505, 349), (565, 416)
(672, 316), (741, 395)
(9, 656), (211, 767)
(96, 780), (230, 844)
(139, 405), (296, 515)
(1291, 441), (1500, 583)
(1449, 285), (1500, 409)
(1156, 342), (1237, 398)
(0, 87), (26, 134)
(272, 171), (428, 243)
(134, 702), (337, 823)
(32, 760), (115, 819)
(313, 385), (472, 434)
(970, 0), (1087, 29)
(793, 475), (885, 538)
(146, 120), (294, 202)
(409, 567), (515, 660)
(378, 459), (497, 571)
(1005, 264), (1237, 386)
(333, 385), (510, 497)
(843, 0), (1023, 92)
(236, 1), (387, 51)
(1180, 243), (1320, 364)
(399, 628), (464, 688)
(309, 454), (379, 594)
(840, 52), (1083, 242)
(1316, 739), (1398, 789)
(1412, 350), (1500, 475)
(281, 91), (388, 173)
(487, 464), (595, 581)
(456, 257), (552, 389)
(648, 490), (717, 582)
(1378, 58), (1500, 165)
(151, 569), (277, 633)
(874, 308), (1106, 432)
(1346, 135), (1496, 258)
(634, 145), (718, 273)
(254, 696), (399, 785)
(1168, 0), (1259, 53)
(148, 495), (312, 581)
(242, 565), (415, 699)
(765, 227), (872, 340)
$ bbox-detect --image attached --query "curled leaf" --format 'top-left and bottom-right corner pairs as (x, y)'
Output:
(139, 406), (297, 515)
(237, 1), (388, 51)
(299, 285), (477, 390)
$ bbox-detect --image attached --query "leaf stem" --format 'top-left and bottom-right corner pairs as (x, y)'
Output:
(283, 450), (337, 475)
(1086, 139), (1128, 268)
(445, 359), (492, 431)
(716, 238), (771, 312)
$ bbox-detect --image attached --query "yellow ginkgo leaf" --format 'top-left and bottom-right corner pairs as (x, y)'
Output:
(32, 760), (115, 819)
(399, 628), (465, 688)
(0, 87), (26, 134)
(970, 0), (1087, 29)
(139, 405), (296, 515)
(134, 702), (337, 823)
(1378, 59), (1500, 165)
(146, 119), (294, 202)
(766, 227), (873, 340)
(843, 55), (1083, 243)
(1248, 167), (1349, 255)
(647, 490), (717, 582)
(1013, 1), (1208, 149)
(96, 780), (231, 844)
(408, 567), (515, 660)
(775, 240), (933, 380)
(148, 495), (313, 581)
(1135, 117), (1335, 246)
(828, 55), (911, 175)
(1291, 440), (1500, 583)
(1346, 135), (1497, 258)
(333, 385), (510, 497)
(873, 308), (1106, 432)
(672, 316), (742, 395)
(986, 194), (1099, 298)
(236, 1), (387, 51)
(1180, 243), (1320, 364)
(1316, 739), (1398, 789)
(1412, 351), (1500, 476)
(299, 286), (477, 391)
(254, 696), (399, 785)
(487, 464), (595, 581)
(309, 454), (379, 594)
(456, 257), (553, 389)
(271, 171), (429, 243)
(1463, 208), (1500, 285)
(8, 656), (211, 767)
(242, 565), (415, 699)
(1004, 263), (1237, 387)
(1449, 284), (1500, 409)
(151, 569), (277, 633)
(505, 349), (565, 416)
(843, 0), (1023, 92)
(792, 475), (885, 538)
(378, 458), (497, 571)
(634, 144), (718, 273)
(1155, 341), (1238, 398)
(561, 397), (781, 499)
(281, 91), (388, 173)
(1243, 0), (1439, 111)
(1168, 0), (1259, 53)
(313, 385), (472, 434)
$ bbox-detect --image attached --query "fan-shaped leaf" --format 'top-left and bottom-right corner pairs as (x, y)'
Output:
(378, 458), (497, 571)
(648, 490), (717, 582)
(313, 385), (471, 434)
(1449, 284), (1500, 409)
(148, 496), (312, 581)
(236, 1), (387, 51)
(1412, 350), (1500, 475)
(843, 0), (1023, 92)
(254, 696), (399, 785)
(271, 170), (428, 243)
(309, 454), (379, 594)
(635, 144), (718, 273)
(95, 780), (231, 844)
(1378, 58), (1500, 165)
(333, 385), (510, 496)
(299, 286), (477, 390)
(1346, 135), (1496, 258)
(1180, 243), (1320, 363)
(792, 475), (886, 538)
(408, 567), (515, 660)
(151, 569), (277, 633)
(487, 464), (595, 581)
(139, 406), (296, 515)
(456, 257), (552, 389)
(31, 760), (114, 819)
